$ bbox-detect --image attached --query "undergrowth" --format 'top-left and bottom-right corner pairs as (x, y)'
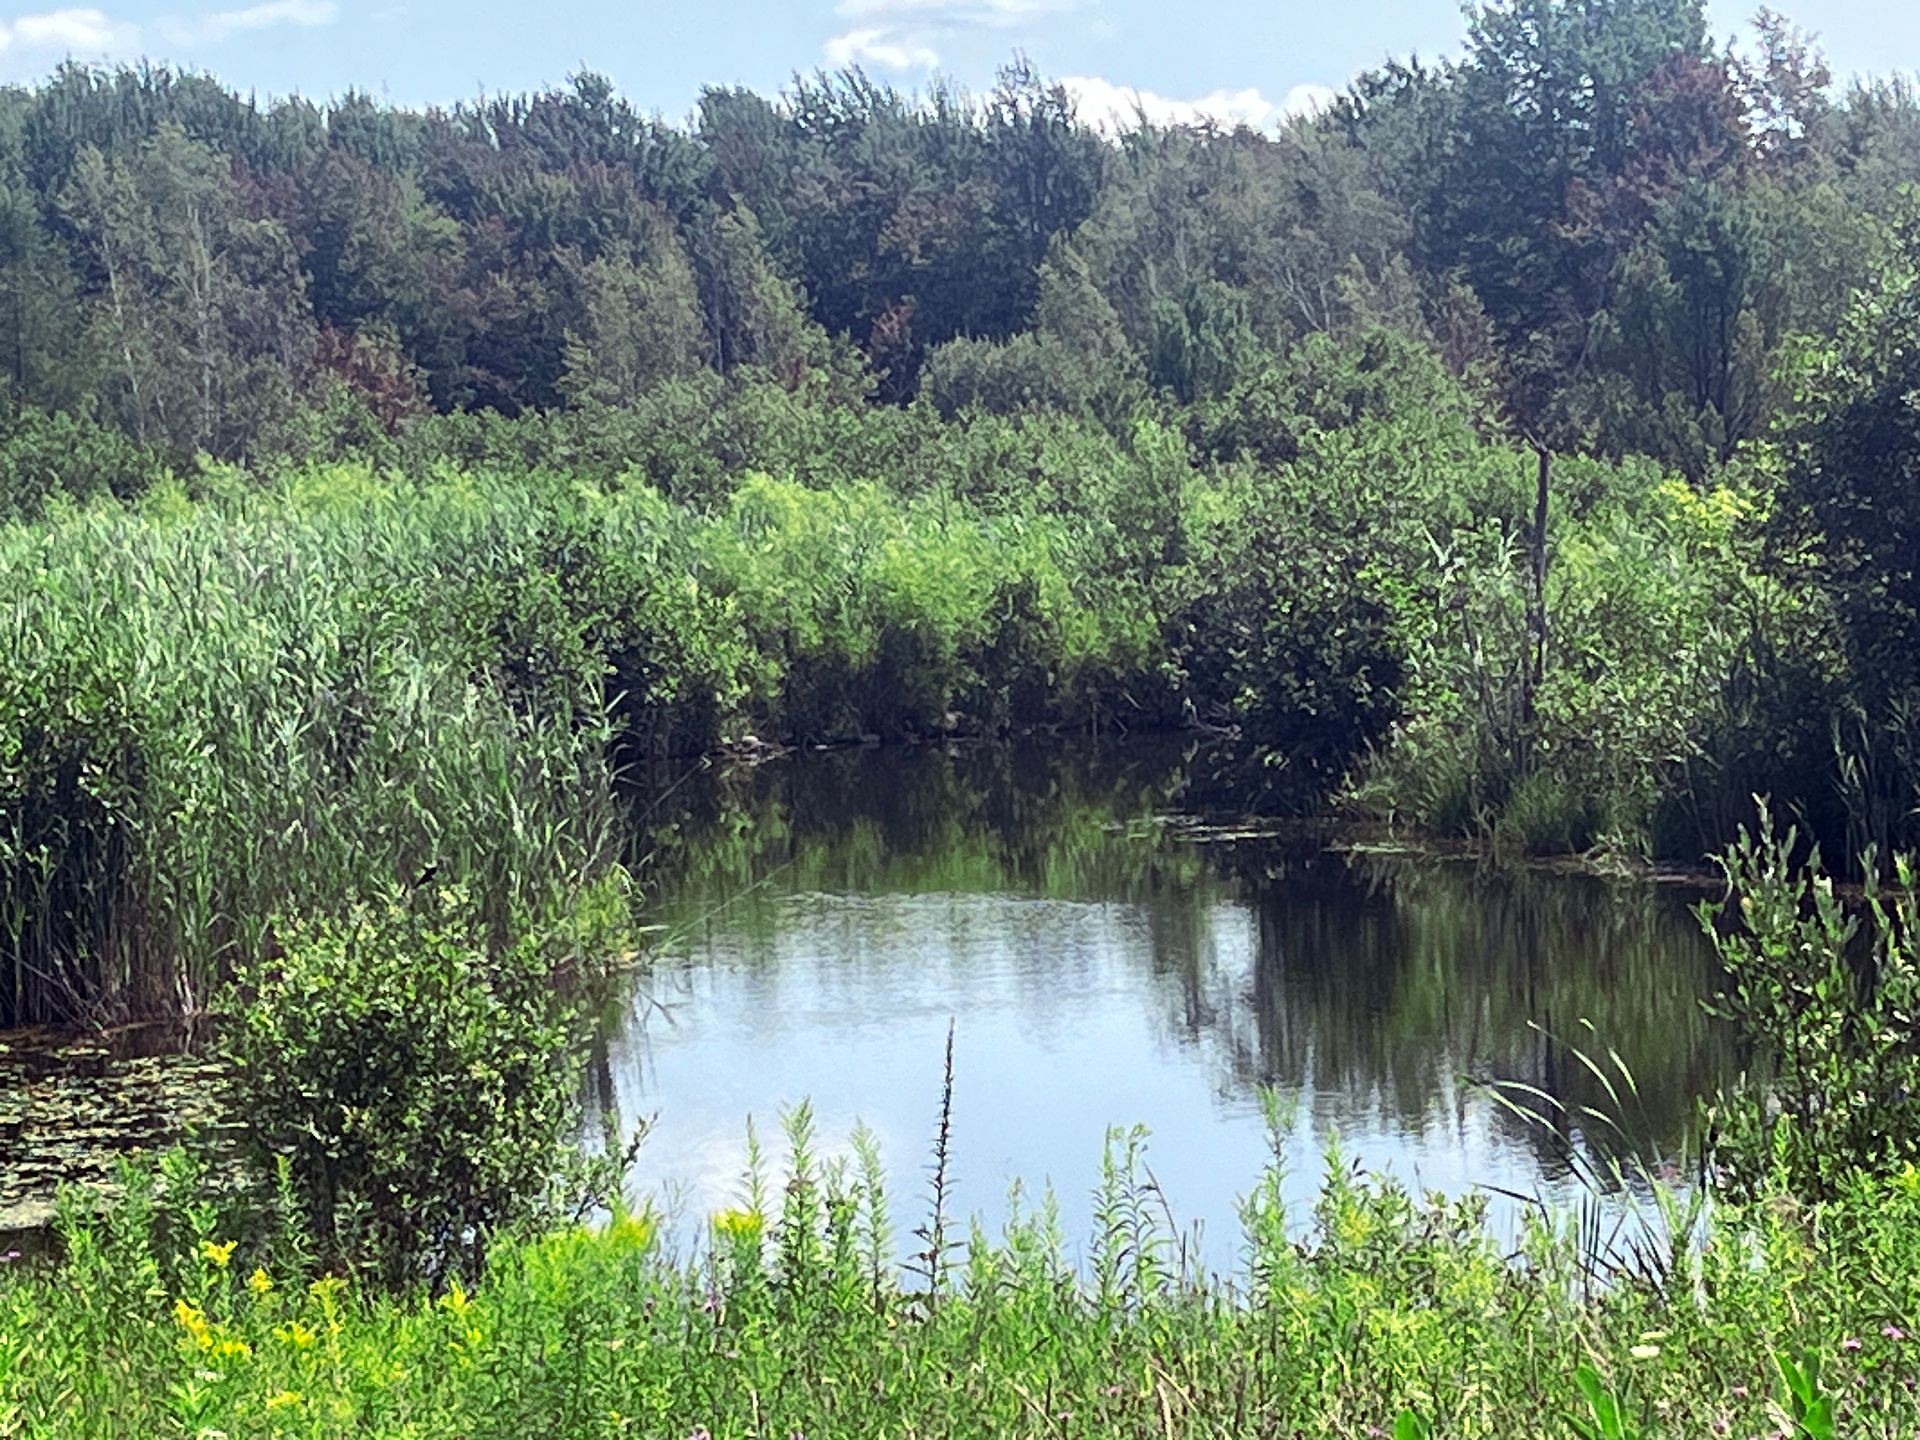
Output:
(4, 1116), (1919, 1439)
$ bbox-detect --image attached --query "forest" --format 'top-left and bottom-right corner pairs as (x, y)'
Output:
(6, 1), (1920, 1434)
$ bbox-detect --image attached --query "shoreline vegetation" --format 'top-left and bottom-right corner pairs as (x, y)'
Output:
(0, 413), (1808, 1030)
(3, 1113), (1919, 1439)
(4, 0), (1920, 1429)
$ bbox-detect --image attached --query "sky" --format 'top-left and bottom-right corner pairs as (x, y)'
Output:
(0, 0), (1916, 129)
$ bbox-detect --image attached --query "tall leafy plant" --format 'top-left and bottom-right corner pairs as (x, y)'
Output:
(1699, 805), (1920, 1198)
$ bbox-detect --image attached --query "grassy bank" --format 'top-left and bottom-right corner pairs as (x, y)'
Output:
(3, 1124), (1918, 1439)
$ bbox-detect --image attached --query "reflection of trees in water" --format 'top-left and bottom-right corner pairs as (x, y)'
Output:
(1148, 852), (1729, 1177)
(637, 739), (1729, 1178)
(633, 737), (1212, 912)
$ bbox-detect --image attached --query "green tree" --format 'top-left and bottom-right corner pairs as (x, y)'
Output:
(1422, 0), (1713, 432)
(0, 177), (91, 410)
(1772, 219), (1920, 854)
(693, 205), (834, 386)
(61, 123), (312, 457)
(560, 222), (708, 408)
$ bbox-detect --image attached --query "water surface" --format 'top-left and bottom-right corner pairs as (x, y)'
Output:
(605, 740), (1727, 1265)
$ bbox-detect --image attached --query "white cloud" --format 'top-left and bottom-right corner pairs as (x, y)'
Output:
(825, 26), (940, 71)
(0, 8), (139, 59)
(1062, 75), (1269, 131)
(1280, 82), (1338, 121)
(823, 0), (1080, 72)
(0, 0), (336, 71)
(157, 0), (338, 46)
(835, 0), (1075, 27)
(1061, 75), (1340, 134)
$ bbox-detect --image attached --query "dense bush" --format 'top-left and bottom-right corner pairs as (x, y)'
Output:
(1355, 465), (1768, 857)
(224, 883), (625, 1289)
(0, 404), (169, 520)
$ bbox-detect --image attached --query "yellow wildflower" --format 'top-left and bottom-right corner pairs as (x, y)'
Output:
(609, 1210), (656, 1252)
(265, 1390), (303, 1411)
(274, 1321), (317, 1349)
(173, 1298), (213, 1350)
(711, 1208), (763, 1242)
(246, 1267), (274, 1297)
(199, 1239), (237, 1269)
(211, 1337), (253, 1361)
(438, 1279), (471, 1316)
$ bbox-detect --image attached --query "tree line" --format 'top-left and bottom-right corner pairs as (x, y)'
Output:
(0, 2), (1898, 467)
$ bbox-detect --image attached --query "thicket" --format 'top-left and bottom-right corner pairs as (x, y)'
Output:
(2, 332), (1788, 1025)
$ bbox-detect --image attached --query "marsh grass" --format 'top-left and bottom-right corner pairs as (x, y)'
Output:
(0, 465), (1161, 1025)
(0, 484), (626, 1026)
(1481, 1021), (1711, 1299)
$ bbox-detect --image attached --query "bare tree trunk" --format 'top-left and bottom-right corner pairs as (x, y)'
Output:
(187, 203), (216, 455)
(99, 234), (147, 442)
(1519, 442), (1551, 773)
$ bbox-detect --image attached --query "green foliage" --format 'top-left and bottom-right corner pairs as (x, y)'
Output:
(0, 353), (1820, 1029)
(1569, 1363), (1640, 1440)
(0, 402), (167, 519)
(1173, 486), (1406, 800)
(1769, 219), (1920, 858)
(7, 1124), (1920, 1437)
(559, 241), (708, 408)
(0, 474), (625, 1026)
(225, 884), (621, 1289)
(1699, 807), (1920, 1199)
(0, 6), (1907, 883)
(1356, 462), (1765, 858)
(1775, 1348), (1837, 1440)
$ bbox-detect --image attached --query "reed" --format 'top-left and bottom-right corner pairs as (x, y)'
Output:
(0, 480), (624, 1026)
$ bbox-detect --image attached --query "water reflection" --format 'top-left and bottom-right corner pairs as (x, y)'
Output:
(606, 740), (1728, 1263)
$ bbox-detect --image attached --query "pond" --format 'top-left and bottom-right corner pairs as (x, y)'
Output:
(602, 739), (1729, 1267)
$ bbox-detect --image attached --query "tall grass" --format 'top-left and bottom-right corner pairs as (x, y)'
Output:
(4, 1116), (1918, 1438)
(0, 480), (624, 1026)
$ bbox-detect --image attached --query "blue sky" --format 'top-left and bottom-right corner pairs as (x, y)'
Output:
(0, 0), (1913, 127)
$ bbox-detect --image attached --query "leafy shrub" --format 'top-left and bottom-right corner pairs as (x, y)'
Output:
(1700, 807), (1920, 1199)
(224, 882), (624, 1289)
(0, 404), (168, 520)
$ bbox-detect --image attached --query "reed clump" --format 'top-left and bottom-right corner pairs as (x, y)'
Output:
(0, 475), (626, 1026)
